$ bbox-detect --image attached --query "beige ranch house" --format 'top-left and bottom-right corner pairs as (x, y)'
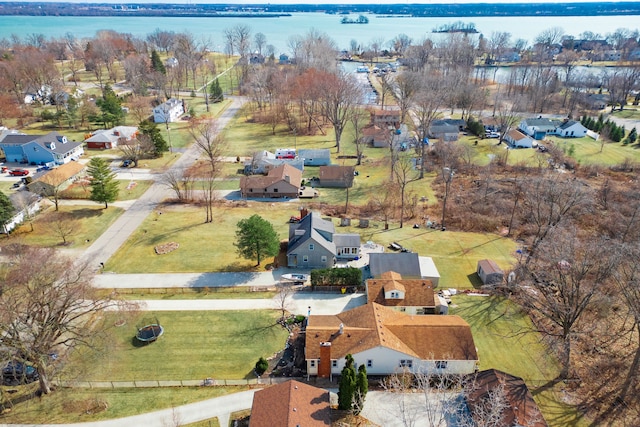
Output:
(305, 303), (478, 378)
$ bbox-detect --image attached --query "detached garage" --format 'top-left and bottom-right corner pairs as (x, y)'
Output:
(477, 259), (504, 286)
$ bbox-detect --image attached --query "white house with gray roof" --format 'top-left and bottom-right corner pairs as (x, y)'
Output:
(287, 212), (360, 269)
(554, 120), (588, 138)
(519, 118), (561, 140)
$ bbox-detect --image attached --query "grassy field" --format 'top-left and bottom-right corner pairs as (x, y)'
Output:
(74, 310), (288, 381)
(543, 134), (640, 166)
(0, 386), (236, 424)
(611, 107), (640, 120)
(112, 288), (276, 300)
(5, 204), (124, 249)
(452, 295), (589, 426)
(61, 179), (154, 201)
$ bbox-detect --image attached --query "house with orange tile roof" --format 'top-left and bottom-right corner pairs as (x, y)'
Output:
(240, 164), (302, 199)
(249, 380), (331, 427)
(305, 303), (478, 378)
(366, 271), (447, 315)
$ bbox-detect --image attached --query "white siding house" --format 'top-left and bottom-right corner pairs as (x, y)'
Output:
(554, 120), (588, 138)
(153, 98), (184, 123)
(305, 303), (478, 378)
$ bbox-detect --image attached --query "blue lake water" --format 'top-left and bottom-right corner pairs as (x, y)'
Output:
(0, 13), (638, 53)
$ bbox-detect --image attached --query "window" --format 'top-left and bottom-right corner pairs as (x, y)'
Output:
(321, 256), (327, 263)
(303, 256), (309, 263)
(309, 244), (314, 250)
(436, 361), (448, 369)
(274, 188), (278, 192)
(249, 189), (253, 192)
(367, 360), (372, 368)
(310, 360), (316, 367)
(351, 248), (358, 254)
(390, 292), (397, 298)
(399, 359), (413, 368)
(332, 360), (337, 367)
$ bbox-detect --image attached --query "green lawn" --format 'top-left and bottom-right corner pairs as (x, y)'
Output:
(546, 135), (640, 166)
(105, 204), (295, 273)
(5, 204), (124, 249)
(0, 386), (236, 424)
(452, 295), (589, 426)
(611, 107), (640, 120)
(75, 310), (288, 381)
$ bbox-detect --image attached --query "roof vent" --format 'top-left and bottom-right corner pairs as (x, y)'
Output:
(339, 323), (344, 335)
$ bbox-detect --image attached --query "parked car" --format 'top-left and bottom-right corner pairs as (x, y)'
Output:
(2, 361), (39, 385)
(487, 131), (500, 138)
(122, 159), (132, 167)
(8, 168), (29, 176)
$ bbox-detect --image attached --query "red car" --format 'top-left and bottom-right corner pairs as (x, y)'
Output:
(8, 169), (29, 176)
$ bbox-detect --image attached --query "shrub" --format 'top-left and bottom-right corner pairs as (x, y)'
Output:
(255, 357), (269, 376)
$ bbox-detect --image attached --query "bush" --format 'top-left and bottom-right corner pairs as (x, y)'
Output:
(310, 267), (362, 287)
(255, 357), (269, 376)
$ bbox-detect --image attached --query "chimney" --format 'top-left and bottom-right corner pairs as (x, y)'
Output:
(300, 207), (309, 219)
(318, 342), (331, 378)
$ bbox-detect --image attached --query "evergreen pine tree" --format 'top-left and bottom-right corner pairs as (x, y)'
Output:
(209, 78), (224, 103)
(628, 127), (637, 144)
(87, 157), (119, 208)
(150, 50), (166, 75)
(0, 191), (16, 234)
(139, 120), (168, 156)
(94, 84), (124, 128)
(338, 354), (356, 410)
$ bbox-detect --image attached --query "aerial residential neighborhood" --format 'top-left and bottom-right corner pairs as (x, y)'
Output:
(0, 2), (639, 427)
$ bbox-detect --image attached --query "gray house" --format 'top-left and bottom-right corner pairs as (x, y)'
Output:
(244, 150), (304, 175)
(287, 212), (360, 268)
(287, 212), (337, 269)
(298, 149), (331, 166)
(428, 123), (459, 142)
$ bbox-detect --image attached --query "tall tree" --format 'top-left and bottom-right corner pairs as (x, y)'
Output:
(317, 70), (362, 153)
(87, 157), (119, 208)
(93, 83), (124, 128)
(514, 229), (616, 379)
(393, 152), (420, 229)
(338, 354), (357, 410)
(354, 364), (368, 415)
(138, 119), (168, 157)
(235, 214), (279, 266)
(150, 50), (166, 75)
(0, 247), (117, 394)
(0, 191), (15, 235)
(209, 78), (224, 103)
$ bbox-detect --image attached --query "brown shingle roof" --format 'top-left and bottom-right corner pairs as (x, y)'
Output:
(249, 380), (331, 427)
(507, 129), (528, 140)
(478, 259), (503, 275)
(318, 165), (354, 182)
(34, 162), (85, 186)
(240, 163), (302, 191)
(306, 303), (477, 361)
(367, 271), (435, 308)
(466, 369), (548, 427)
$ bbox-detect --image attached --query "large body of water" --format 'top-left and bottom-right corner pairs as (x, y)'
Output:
(0, 13), (638, 53)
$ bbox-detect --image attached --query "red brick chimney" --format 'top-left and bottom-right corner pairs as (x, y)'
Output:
(300, 207), (309, 219)
(318, 342), (331, 378)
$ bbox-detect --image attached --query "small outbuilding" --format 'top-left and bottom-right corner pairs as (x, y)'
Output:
(477, 259), (504, 286)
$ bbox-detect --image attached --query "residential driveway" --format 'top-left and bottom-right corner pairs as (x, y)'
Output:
(360, 390), (461, 427)
(0, 389), (258, 427)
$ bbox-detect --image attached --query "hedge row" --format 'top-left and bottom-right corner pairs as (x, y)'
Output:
(310, 267), (362, 287)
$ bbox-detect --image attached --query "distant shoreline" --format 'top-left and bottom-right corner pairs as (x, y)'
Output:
(1, 1), (640, 18)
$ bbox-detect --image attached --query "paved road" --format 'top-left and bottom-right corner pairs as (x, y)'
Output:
(78, 97), (245, 269)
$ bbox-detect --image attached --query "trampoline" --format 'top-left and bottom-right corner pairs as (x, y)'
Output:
(136, 324), (164, 343)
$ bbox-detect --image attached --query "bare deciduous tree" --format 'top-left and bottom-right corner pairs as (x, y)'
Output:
(0, 247), (118, 395)
(514, 229), (616, 379)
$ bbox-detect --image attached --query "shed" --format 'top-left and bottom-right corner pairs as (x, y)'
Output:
(477, 259), (504, 285)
